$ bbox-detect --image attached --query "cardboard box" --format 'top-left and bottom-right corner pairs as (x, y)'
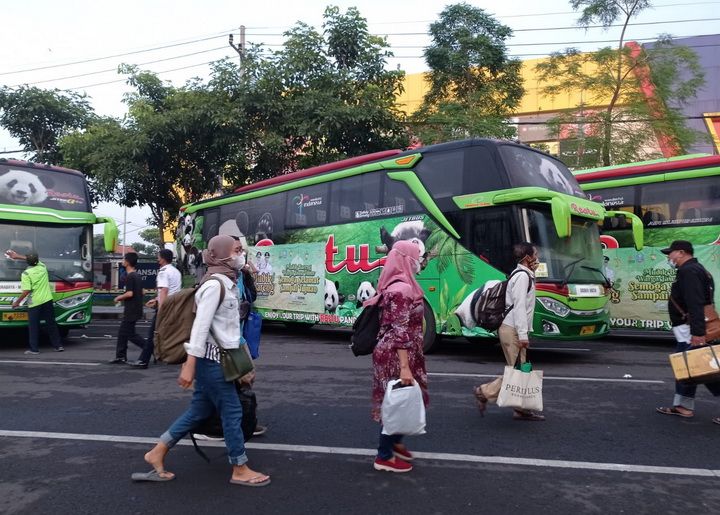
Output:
(669, 344), (720, 383)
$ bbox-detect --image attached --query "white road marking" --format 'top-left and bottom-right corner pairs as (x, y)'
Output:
(429, 372), (664, 384)
(78, 334), (113, 339)
(0, 430), (715, 478)
(0, 360), (100, 366)
(531, 347), (591, 352)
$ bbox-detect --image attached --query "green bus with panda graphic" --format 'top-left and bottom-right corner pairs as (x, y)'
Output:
(0, 159), (118, 334)
(176, 139), (643, 352)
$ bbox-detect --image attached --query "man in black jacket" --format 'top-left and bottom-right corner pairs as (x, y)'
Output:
(656, 240), (719, 421)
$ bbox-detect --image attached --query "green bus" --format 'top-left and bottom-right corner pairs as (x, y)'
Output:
(0, 159), (118, 335)
(574, 154), (720, 332)
(177, 139), (642, 351)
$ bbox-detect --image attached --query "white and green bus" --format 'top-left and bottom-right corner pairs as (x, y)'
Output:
(0, 159), (118, 335)
(177, 139), (642, 351)
(575, 153), (720, 332)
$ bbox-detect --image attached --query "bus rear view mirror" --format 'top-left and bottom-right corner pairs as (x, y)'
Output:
(605, 210), (644, 251)
(96, 216), (119, 253)
(550, 197), (571, 238)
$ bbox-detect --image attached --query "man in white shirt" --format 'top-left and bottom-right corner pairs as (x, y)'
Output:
(474, 242), (544, 421)
(130, 249), (182, 368)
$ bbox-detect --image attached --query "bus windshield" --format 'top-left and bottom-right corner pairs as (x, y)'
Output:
(526, 208), (605, 284)
(0, 224), (92, 282)
(0, 164), (90, 212)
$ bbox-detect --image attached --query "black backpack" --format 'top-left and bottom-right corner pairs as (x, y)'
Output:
(350, 280), (401, 356)
(473, 269), (532, 331)
(189, 385), (257, 462)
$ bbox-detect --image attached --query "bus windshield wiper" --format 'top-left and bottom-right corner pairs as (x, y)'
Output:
(581, 265), (611, 288)
(48, 270), (73, 286)
(561, 257), (585, 286)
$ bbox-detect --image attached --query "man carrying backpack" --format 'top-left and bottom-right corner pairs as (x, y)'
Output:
(473, 242), (545, 421)
(129, 249), (181, 369)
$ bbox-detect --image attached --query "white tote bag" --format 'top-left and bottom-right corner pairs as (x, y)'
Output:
(381, 379), (426, 436)
(496, 366), (544, 412)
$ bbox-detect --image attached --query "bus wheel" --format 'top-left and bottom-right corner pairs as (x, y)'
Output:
(422, 302), (441, 354)
(284, 321), (314, 332)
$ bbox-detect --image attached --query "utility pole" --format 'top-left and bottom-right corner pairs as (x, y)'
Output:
(229, 25), (246, 75)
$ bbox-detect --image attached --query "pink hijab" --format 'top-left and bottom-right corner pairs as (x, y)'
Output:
(364, 240), (424, 307)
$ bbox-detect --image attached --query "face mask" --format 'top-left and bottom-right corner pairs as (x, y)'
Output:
(411, 258), (422, 274)
(667, 258), (677, 269)
(233, 253), (246, 269)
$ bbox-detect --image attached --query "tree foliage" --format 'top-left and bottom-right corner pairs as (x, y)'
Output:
(535, 1), (704, 168)
(412, 3), (524, 143)
(0, 86), (95, 163)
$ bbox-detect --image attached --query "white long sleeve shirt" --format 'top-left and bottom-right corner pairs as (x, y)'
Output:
(502, 264), (536, 341)
(184, 274), (240, 359)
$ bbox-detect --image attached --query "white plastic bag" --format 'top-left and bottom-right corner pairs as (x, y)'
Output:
(381, 379), (426, 436)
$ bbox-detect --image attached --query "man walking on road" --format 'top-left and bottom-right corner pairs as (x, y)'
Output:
(656, 240), (720, 422)
(473, 242), (545, 421)
(109, 253), (146, 364)
(129, 249), (181, 368)
(7, 249), (64, 354)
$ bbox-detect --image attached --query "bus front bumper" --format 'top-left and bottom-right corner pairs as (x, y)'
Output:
(532, 306), (610, 340)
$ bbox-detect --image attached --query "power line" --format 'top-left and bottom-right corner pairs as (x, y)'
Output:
(66, 60), (220, 90)
(0, 32), (233, 77)
(8, 46), (230, 88)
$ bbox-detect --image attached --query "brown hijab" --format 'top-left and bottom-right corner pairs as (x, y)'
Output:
(201, 234), (238, 282)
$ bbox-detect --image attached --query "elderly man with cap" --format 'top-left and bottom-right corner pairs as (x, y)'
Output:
(7, 249), (64, 354)
(656, 240), (719, 422)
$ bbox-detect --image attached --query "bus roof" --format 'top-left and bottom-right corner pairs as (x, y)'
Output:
(573, 154), (720, 183)
(0, 158), (85, 177)
(233, 149), (403, 194)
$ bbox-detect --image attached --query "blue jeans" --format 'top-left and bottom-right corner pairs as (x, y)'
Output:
(28, 300), (62, 352)
(161, 358), (247, 466)
(377, 426), (403, 460)
(674, 340), (720, 410)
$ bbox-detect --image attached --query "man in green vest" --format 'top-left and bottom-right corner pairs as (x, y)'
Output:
(7, 249), (64, 355)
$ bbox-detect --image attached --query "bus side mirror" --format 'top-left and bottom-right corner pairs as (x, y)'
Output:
(96, 217), (119, 253)
(605, 210), (644, 251)
(551, 197), (571, 238)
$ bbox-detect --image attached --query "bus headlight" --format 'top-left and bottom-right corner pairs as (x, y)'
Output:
(57, 293), (92, 309)
(538, 298), (571, 318)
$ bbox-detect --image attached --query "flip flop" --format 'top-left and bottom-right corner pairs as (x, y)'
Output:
(229, 475), (271, 487)
(656, 406), (694, 418)
(131, 469), (175, 482)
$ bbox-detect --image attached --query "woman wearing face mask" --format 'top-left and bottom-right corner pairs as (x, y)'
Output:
(133, 235), (270, 487)
(366, 240), (428, 473)
(474, 242), (545, 421)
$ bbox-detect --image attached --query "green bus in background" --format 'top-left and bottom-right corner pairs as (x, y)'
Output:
(575, 154), (720, 332)
(0, 159), (118, 336)
(177, 139), (642, 352)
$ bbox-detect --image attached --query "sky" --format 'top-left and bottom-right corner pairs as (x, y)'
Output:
(1, 0), (718, 243)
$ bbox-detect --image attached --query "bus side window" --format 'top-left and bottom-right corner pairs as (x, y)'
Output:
(330, 175), (381, 223)
(285, 184), (329, 229)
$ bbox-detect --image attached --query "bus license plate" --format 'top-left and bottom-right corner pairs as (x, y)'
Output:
(580, 325), (596, 335)
(2, 312), (28, 321)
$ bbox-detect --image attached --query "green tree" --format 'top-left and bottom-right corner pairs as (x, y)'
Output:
(61, 66), (243, 236)
(412, 3), (524, 143)
(138, 227), (163, 248)
(242, 5), (409, 171)
(535, 1), (704, 167)
(0, 86), (94, 163)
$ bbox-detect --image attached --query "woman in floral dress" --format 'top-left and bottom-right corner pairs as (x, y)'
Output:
(366, 240), (428, 473)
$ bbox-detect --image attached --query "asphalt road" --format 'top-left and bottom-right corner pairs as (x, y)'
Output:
(1, 321), (719, 515)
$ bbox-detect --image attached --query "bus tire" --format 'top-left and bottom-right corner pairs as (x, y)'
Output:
(422, 301), (441, 354)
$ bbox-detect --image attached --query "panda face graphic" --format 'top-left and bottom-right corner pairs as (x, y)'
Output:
(324, 279), (340, 312)
(255, 213), (273, 241)
(356, 281), (377, 307)
(0, 170), (48, 205)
